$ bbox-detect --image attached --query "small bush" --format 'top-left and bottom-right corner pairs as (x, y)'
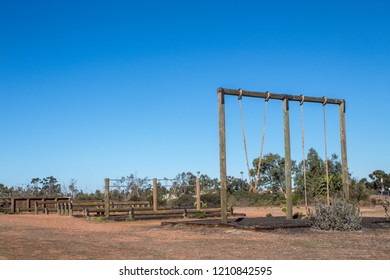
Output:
(168, 193), (195, 208)
(308, 199), (362, 231)
(87, 216), (110, 223)
(192, 211), (207, 219)
(266, 213), (273, 218)
(193, 200), (207, 209)
(201, 192), (220, 208)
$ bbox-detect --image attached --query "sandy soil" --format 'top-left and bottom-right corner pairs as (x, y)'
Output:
(0, 206), (388, 260)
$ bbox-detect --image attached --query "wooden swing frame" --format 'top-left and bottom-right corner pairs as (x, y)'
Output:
(218, 87), (349, 223)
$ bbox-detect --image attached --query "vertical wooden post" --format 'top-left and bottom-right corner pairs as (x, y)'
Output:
(26, 198), (30, 212)
(34, 201), (38, 215)
(152, 178), (158, 211)
(230, 206), (234, 215)
(10, 198), (15, 214)
(104, 178), (110, 218)
(218, 88), (228, 224)
(64, 203), (69, 216)
(69, 202), (73, 217)
(283, 98), (293, 220)
(196, 178), (201, 210)
(340, 101), (350, 200)
(130, 207), (135, 220)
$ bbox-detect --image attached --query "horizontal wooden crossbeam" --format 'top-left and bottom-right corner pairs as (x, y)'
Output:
(218, 88), (345, 106)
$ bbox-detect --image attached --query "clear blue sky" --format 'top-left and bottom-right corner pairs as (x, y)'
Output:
(1, 0), (389, 191)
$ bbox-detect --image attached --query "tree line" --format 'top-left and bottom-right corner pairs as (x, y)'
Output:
(1, 148), (389, 205)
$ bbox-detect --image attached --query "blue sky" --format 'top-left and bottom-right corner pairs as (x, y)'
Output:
(1, 0), (389, 191)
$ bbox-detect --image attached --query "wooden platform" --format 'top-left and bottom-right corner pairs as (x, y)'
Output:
(162, 217), (390, 231)
(161, 216), (310, 231)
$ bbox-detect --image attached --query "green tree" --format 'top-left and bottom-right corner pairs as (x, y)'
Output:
(198, 174), (219, 192)
(226, 176), (246, 194)
(315, 173), (343, 197)
(29, 177), (42, 196)
(68, 179), (79, 198)
(122, 175), (152, 201)
(350, 178), (369, 202)
(252, 153), (296, 196)
(40, 176), (61, 196)
(305, 148), (325, 196)
(367, 170), (390, 192)
(172, 172), (197, 195)
(0, 183), (12, 197)
(294, 148), (344, 201)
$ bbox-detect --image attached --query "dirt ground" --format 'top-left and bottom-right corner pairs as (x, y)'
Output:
(0, 206), (389, 260)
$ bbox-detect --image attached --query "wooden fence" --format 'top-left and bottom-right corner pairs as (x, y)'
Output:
(62, 200), (226, 220)
(2, 196), (234, 220)
(6, 197), (71, 214)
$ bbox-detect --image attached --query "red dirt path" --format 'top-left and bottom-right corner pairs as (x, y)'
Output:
(0, 206), (388, 260)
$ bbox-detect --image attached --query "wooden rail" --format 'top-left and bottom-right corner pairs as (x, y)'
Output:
(72, 201), (149, 207)
(4, 196), (229, 221)
(8, 197), (71, 214)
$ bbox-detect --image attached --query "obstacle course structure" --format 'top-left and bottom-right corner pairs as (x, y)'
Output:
(1, 176), (234, 220)
(4, 197), (71, 214)
(217, 87), (349, 223)
(102, 177), (229, 220)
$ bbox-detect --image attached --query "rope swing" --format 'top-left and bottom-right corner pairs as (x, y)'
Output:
(323, 96), (330, 206)
(253, 92), (270, 192)
(238, 90), (269, 193)
(238, 89), (254, 192)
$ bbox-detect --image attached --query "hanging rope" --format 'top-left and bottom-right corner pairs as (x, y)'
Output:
(253, 92), (270, 192)
(238, 89), (254, 191)
(238, 90), (270, 193)
(323, 96), (330, 206)
(300, 95), (308, 214)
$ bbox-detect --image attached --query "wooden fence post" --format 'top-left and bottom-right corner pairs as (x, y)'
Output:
(35, 201), (38, 215)
(64, 203), (69, 216)
(130, 207), (135, 220)
(153, 178), (158, 211)
(69, 202), (73, 217)
(283, 98), (293, 220)
(340, 101), (350, 200)
(218, 88), (228, 224)
(196, 178), (201, 210)
(104, 178), (110, 218)
(10, 198), (15, 214)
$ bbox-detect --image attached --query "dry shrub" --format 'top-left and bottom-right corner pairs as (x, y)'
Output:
(308, 199), (362, 231)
